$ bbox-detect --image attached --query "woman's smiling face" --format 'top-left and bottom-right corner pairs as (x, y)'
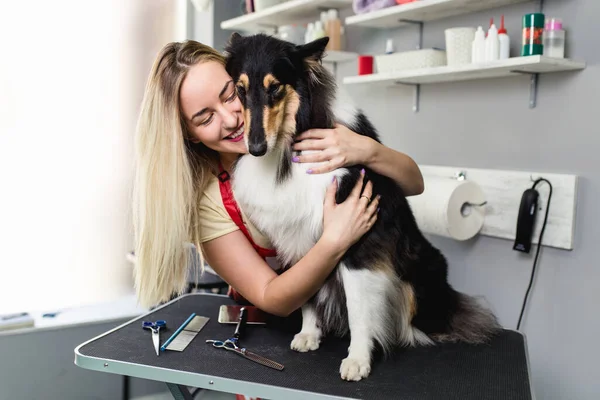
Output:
(179, 61), (247, 156)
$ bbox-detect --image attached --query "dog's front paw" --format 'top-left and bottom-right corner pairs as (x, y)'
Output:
(339, 357), (371, 381)
(290, 332), (320, 352)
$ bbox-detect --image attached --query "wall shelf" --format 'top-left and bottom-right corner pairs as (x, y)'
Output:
(345, 0), (531, 29)
(343, 56), (585, 111)
(220, 0), (352, 31)
(343, 56), (586, 86)
(323, 50), (358, 63)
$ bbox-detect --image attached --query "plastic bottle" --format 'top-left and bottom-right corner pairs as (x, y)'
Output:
(313, 21), (326, 40)
(320, 11), (328, 26)
(544, 17), (565, 58)
(471, 26), (486, 63)
(320, 11), (329, 35)
(498, 15), (510, 59)
(485, 19), (500, 61)
(305, 22), (314, 44)
(385, 38), (394, 54)
(326, 9), (342, 51)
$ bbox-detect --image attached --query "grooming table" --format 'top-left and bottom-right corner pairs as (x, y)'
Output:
(74, 293), (534, 400)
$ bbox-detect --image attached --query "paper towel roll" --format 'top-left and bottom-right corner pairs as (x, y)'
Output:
(407, 176), (486, 240)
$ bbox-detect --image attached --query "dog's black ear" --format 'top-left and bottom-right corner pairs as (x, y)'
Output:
(228, 32), (243, 46)
(294, 37), (329, 62)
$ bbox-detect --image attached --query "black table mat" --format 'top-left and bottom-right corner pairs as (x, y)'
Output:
(78, 294), (532, 400)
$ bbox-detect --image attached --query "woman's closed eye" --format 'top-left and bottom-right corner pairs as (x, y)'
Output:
(225, 89), (237, 103)
(199, 91), (237, 126)
(199, 113), (214, 126)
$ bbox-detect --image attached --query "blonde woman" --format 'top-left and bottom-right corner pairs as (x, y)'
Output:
(133, 40), (424, 315)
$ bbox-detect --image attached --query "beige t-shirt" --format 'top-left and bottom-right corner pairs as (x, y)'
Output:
(198, 175), (274, 250)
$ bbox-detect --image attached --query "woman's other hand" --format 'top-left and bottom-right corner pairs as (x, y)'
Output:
(292, 123), (371, 174)
(292, 123), (424, 196)
(321, 170), (380, 253)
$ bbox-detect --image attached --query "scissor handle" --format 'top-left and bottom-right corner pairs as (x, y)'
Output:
(233, 307), (247, 340)
(206, 338), (238, 350)
(142, 320), (166, 329)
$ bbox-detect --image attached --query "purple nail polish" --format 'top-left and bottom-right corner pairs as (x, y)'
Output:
(306, 169), (313, 174)
(292, 156), (299, 162)
(332, 176), (336, 183)
(377, 207), (380, 213)
(360, 168), (365, 174)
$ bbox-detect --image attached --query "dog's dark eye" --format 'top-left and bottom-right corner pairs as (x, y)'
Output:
(268, 83), (282, 96)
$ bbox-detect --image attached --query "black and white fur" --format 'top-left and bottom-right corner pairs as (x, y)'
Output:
(225, 34), (500, 381)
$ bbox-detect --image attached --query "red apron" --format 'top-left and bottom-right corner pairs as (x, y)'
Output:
(217, 162), (277, 303)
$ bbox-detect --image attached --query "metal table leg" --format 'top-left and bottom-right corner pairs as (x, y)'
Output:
(122, 376), (129, 400)
(166, 383), (194, 400)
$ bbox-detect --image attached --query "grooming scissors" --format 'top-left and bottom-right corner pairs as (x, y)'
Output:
(142, 320), (166, 356)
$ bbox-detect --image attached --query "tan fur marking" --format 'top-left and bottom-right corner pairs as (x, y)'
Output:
(282, 88), (300, 136)
(372, 258), (418, 320)
(304, 59), (324, 85)
(262, 85), (300, 144)
(237, 75), (251, 138)
(371, 255), (396, 277)
(244, 109), (251, 138)
(405, 283), (418, 319)
(239, 73), (249, 91)
(263, 74), (279, 89)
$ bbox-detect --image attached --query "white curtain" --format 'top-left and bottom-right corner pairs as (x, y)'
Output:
(0, 0), (188, 314)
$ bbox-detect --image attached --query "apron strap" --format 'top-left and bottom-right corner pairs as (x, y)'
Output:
(216, 161), (279, 305)
(216, 161), (277, 259)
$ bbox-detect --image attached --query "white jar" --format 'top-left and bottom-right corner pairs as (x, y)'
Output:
(445, 27), (476, 66)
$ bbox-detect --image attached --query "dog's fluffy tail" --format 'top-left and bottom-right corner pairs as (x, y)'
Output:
(435, 292), (501, 344)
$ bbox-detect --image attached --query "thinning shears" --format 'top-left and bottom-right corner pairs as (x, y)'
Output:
(142, 320), (166, 356)
(206, 307), (284, 370)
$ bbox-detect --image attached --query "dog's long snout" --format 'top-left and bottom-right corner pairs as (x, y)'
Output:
(249, 141), (267, 156)
(248, 108), (268, 156)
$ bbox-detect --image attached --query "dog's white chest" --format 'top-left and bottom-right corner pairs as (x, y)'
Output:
(232, 153), (346, 266)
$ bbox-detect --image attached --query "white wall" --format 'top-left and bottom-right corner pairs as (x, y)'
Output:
(0, 0), (186, 314)
(335, 2), (600, 399)
(208, 1), (600, 398)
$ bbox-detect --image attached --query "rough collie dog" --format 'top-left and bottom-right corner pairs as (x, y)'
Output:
(224, 33), (500, 381)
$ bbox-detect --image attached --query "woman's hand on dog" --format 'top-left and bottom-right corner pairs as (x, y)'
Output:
(292, 124), (372, 174)
(321, 169), (380, 254)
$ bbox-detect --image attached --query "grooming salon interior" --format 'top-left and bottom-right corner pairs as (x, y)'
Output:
(1, 0), (598, 399)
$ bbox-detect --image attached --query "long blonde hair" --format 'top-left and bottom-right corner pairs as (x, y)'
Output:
(133, 40), (225, 308)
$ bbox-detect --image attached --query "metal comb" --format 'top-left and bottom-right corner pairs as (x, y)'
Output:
(160, 313), (209, 352)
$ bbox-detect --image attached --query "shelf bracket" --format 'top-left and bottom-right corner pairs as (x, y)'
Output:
(398, 19), (424, 50)
(390, 19), (424, 112)
(510, 70), (539, 109)
(394, 81), (421, 113)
